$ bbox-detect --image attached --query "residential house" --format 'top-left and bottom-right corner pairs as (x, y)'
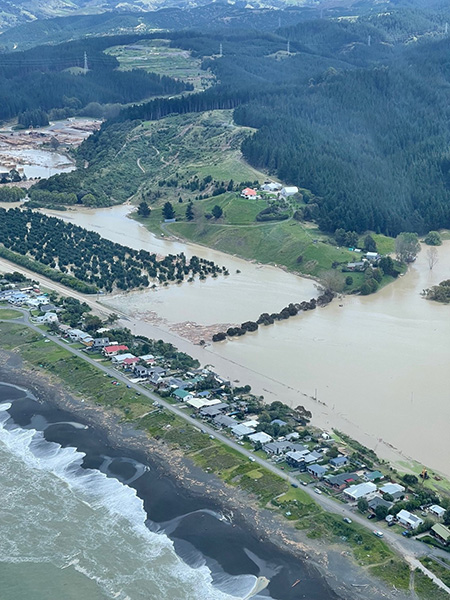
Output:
(263, 441), (294, 456)
(35, 312), (58, 324)
(271, 419), (287, 427)
(134, 365), (150, 378)
(112, 353), (136, 365)
(368, 496), (393, 512)
(428, 505), (446, 519)
(39, 303), (57, 313)
(240, 187), (257, 199)
(286, 451), (307, 470)
(103, 344), (129, 357)
(366, 252), (379, 261)
(92, 337), (110, 350)
(231, 424), (255, 439)
(363, 470), (384, 483)
(344, 262), (366, 272)
(307, 464), (328, 479)
(303, 450), (323, 465)
(122, 357), (139, 369)
(343, 482), (377, 502)
(396, 509), (423, 530)
(285, 432), (300, 441)
(214, 414), (236, 428)
(67, 329), (93, 346)
(280, 186), (298, 197)
(324, 472), (359, 490)
(248, 432), (272, 445)
(148, 366), (166, 378)
(260, 182), (281, 192)
(431, 523), (450, 545)
(173, 389), (194, 402)
(139, 354), (155, 364)
(379, 483), (405, 500)
(200, 403), (228, 417)
(329, 456), (349, 468)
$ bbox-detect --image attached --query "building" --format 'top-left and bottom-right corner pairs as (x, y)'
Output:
(240, 187), (257, 199)
(343, 482), (377, 502)
(366, 252), (379, 261)
(200, 403), (228, 417)
(103, 344), (129, 357)
(329, 456), (349, 468)
(122, 357), (139, 368)
(67, 329), (93, 346)
(112, 353), (136, 364)
(280, 186), (298, 197)
(379, 483), (405, 500)
(325, 472), (359, 490)
(431, 523), (450, 545)
(270, 419), (287, 427)
(214, 414), (236, 428)
(307, 464), (328, 479)
(231, 424), (255, 438)
(248, 432), (272, 445)
(260, 182), (281, 192)
(173, 389), (194, 402)
(92, 337), (110, 350)
(40, 303), (57, 313)
(363, 470), (384, 482)
(303, 451), (323, 464)
(263, 441), (295, 456)
(345, 261), (366, 272)
(35, 312), (58, 324)
(428, 505), (446, 519)
(134, 365), (150, 378)
(368, 496), (393, 512)
(396, 509), (423, 530)
(286, 450), (308, 469)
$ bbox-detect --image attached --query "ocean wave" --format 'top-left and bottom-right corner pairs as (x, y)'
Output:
(0, 403), (262, 600)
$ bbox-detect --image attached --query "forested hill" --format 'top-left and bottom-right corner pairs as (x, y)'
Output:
(36, 8), (450, 234)
(0, 35), (191, 122)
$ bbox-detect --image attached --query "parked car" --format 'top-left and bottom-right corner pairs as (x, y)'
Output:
(291, 483), (299, 488)
(249, 456), (256, 462)
(402, 531), (409, 537)
(314, 488), (322, 495)
(343, 517), (352, 524)
(367, 513), (376, 520)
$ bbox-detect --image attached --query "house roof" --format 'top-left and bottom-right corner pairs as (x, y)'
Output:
(242, 187), (256, 195)
(330, 456), (348, 466)
(365, 470), (384, 481)
(231, 424), (255, 437)
(271, 419), (287, 426)
(325, 472), (358, 487)
(380, 483), (405, 496)
(397, 509), (423, 528)
(344, 482), (377, 499)
(429, 505), (446, 517)
(104, 344), (128, 353)
(214, 415), (236, 428)
(432, 523), (450, 542)
(248, 432), (272, 444)
(369, 496), (393, 510)
(308, 464), (327, 476)
(174, 389), (192, 399)
(186, 398), (209, 409)
(122, 357), (139, 365)
(112, 353), (136, 362)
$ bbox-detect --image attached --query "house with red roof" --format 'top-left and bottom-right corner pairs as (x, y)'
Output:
(240, 187), (257, 199)
(103, 344), (129, 357)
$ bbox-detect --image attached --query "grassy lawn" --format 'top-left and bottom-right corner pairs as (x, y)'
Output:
(105, 38), (215, 92)
(414, 570), (450, 600)
(369, 559), (410, 590)
(420, 557), (450, 588)
(0, 308), (22, 320)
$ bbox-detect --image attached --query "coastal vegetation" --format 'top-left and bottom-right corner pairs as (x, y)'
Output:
(0, 208), (226, 292)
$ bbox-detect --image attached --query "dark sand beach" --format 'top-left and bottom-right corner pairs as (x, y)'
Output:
(0, 350), (412, 600)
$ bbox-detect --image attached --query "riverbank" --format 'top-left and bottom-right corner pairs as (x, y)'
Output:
(0, 344), (416, 600)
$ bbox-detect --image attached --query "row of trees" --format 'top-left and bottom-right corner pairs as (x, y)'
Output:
(0, 208), (227, 292)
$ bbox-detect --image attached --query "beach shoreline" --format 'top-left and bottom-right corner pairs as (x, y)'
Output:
(0, 348), (412, 600)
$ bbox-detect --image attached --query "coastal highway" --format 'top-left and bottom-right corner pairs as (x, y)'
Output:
(2, 309), (450, 594)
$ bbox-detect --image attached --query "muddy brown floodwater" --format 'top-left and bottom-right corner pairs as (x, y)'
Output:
(42, 205), (450, 477)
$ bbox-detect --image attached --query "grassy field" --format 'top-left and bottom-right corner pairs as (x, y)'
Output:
(105, 39), (215, 92)
(414, 569), (450, 600)
(420, 557), (450, 588)
(0, 308), (22, 320)
(369, 559), (411, 590)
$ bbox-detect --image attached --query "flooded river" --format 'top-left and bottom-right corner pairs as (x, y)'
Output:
(42, 205), (450, 477)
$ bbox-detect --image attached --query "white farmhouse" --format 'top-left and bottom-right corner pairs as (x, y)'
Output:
(343, 482), (377, 502)
(280, 186), (298, 198)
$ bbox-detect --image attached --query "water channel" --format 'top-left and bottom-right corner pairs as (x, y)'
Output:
(42, 205), (450, 477)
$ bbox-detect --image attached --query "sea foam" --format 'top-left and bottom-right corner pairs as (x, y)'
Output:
(0, 403), (261, 600)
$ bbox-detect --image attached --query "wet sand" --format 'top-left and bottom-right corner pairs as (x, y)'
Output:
(0, 350), (412, 600)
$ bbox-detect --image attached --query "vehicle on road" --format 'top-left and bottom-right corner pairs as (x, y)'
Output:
(291, 483), (299, 488)
(373, 531), (384, 538)
(343, 517), (352, 524)
(249, 456), (256, 462)
(314, 488), (322, 495)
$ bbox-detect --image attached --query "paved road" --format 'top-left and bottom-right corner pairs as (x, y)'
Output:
(2, 308), (450, 594)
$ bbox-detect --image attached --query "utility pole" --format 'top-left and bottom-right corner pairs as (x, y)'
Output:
(278, 16), (281, 28)
(367, 35), (371, 47)
(287, 39), (290, 55)
(219, 43), (223, 57)
(445, 22), (449, 35)
(84, 51), (88, 71)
